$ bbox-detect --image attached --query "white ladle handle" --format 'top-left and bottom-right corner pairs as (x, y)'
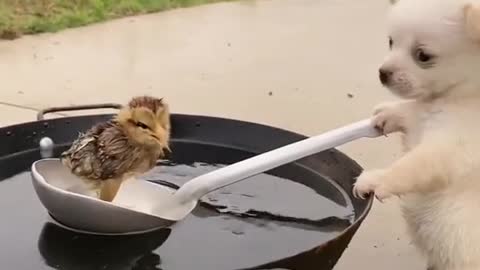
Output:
(173, 118), (381, 204)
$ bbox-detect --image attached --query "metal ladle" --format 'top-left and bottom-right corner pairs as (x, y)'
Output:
(31, 118), (381, 235)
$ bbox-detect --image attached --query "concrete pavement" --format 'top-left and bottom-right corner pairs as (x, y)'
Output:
(0, 0), (423, 268)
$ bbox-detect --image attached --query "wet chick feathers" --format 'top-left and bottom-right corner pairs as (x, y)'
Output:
(60, 96), (171, 201)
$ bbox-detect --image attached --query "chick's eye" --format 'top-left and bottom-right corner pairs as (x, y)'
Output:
(136, 122), (149, 129)
(388, 37), (393, 49)
(415, 48), (433, 63)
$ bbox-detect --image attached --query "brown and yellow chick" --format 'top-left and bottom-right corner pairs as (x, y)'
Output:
(60, 96), (171, 202)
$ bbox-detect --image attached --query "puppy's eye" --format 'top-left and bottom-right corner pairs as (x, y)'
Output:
(136, 122), (150, 130)
(388, 37), (393, 49)
(415, 48), (433, 63)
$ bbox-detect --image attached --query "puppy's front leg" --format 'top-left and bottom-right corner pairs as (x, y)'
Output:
(354, 143), (449, 201)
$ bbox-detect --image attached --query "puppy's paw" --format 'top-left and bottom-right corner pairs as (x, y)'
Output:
(372, 102), (406, 135)
(353, 169), (392, 202)
(353, 169), (382, 199)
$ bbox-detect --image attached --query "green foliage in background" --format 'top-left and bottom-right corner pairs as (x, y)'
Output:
(0, 0), (226, 39)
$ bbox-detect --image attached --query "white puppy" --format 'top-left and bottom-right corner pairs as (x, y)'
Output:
(353, 0), (480, 269)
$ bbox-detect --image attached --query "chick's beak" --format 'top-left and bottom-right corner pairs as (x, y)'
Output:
(152, 129), (171, 156)
(163, 144), (172, 154)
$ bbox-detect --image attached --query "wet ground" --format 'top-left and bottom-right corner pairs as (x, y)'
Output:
(0, 0), (423, 269)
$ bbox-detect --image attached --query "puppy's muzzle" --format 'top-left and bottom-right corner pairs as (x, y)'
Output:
(379, 68), (393, 85)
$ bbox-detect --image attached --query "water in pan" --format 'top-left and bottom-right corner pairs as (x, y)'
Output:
(0, 142), (355, 270)
(146, 160), (354, 224)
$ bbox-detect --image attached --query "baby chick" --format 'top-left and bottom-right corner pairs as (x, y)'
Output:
(60, 96), (171, 202)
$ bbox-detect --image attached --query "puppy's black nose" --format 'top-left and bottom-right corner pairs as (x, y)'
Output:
(379, 69), (392, 85)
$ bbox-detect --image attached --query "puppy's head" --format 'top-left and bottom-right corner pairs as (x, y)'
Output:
(379, 0), (480, 100)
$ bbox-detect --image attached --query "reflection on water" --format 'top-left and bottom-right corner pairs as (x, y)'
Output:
(38, 223), (171, 270)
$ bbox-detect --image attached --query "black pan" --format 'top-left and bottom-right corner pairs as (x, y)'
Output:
(0, 104), (373, 270)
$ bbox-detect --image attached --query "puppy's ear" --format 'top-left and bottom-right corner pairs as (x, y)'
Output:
(464, 3), (480, 42)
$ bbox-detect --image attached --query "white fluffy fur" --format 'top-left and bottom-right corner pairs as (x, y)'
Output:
(353, 0), (480, 269)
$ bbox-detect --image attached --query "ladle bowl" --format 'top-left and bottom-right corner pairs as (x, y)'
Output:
(31, 158), (191, 234)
